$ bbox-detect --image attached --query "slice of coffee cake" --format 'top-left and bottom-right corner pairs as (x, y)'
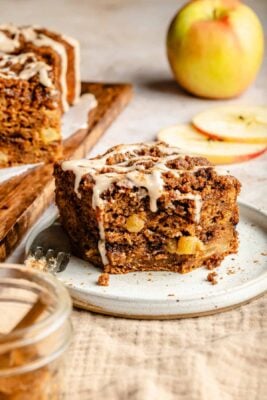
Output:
(54, 142), (241, 274)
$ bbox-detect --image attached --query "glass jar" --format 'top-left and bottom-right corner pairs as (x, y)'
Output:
(0, 263), (72, 400)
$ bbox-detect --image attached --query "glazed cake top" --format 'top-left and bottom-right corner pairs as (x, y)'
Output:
(61, 142), (211, 215)
(61, 142), (213, 265)
(0, 24), (81, 110)
(0, 53), (54, 88)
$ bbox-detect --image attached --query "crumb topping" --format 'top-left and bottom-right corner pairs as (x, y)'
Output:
(0, 23), (76, 111)
(0, 53), (54, 87)
(61, 142), (211, 265)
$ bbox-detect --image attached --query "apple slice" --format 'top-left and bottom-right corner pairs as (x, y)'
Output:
(192, 106), (267, 144)
(157, 124), (266, 165)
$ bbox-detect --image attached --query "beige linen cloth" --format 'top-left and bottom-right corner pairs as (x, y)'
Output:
(65, 296), (267, 400)
(64, 158), (267, 400)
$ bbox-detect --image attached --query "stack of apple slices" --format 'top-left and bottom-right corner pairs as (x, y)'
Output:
(158, 106), (267, 165)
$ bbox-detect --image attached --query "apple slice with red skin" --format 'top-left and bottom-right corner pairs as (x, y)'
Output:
(157, 124), (266, 165)
(193, 106), (267, 144)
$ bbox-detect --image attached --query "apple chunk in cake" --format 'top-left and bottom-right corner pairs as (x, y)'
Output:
(54, 142), (241, 274)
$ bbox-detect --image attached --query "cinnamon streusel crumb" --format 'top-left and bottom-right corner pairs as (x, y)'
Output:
(207, 271), (218, 285)
(97, 273), (110, 286)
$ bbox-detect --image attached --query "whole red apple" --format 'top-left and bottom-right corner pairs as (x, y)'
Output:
(166, 0), (264, 99)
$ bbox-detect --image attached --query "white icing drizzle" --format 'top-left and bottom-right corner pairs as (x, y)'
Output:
(0, 24), (69, 111)
(98, 240), (109, 265)
(174, 193), (202, 223)
(62, 34), (81, 103)
(0, 31), (19, 52)
(127, 169), (163, 212)
(0, 24), (19, 35)
(0, 53), (53, 87)
(20, 60), (52, 87)
(61, 143), (209, 264)
(0, 24), (21, 52)
(21, 28), (69, 111)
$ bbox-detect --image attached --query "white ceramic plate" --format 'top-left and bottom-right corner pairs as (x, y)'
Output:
(26, 202), (267, 319)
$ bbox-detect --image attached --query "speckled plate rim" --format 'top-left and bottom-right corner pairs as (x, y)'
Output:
(25, 201), (267, 319)
(72, 292), (267, 320)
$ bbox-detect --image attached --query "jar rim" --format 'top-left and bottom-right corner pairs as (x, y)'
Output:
(0, 263), (72, 345)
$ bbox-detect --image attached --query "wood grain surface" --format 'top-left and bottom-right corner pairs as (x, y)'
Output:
(0, 82), (132, 261)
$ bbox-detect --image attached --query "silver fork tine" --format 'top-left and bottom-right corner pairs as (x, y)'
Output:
(34, 246), (44, 260)
(45, 249), (56, 265)
(46, 248), (57, 272)
(27, 221), (72, 274)
(55, 252), (70, 273)
(46, 248), (55, 260)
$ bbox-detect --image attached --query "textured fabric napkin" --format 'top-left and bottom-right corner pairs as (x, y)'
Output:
(64, 295), (267, 400)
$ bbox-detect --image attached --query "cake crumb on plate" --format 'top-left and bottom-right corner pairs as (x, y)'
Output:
(207, 271), (218, 285)
(97, 273), (110, 286)
(25, 256), (47, 271)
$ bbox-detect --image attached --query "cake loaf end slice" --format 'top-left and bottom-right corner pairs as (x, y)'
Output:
(0, 53), (62, 166)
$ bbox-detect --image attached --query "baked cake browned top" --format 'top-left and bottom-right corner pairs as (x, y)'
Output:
(61, 141), (210, 215)
(56, 141), (241, 273)
(61, 142), (211, 253)
(0, 23), (83, 167)
(0, 23), (80, 110)
(0, 53), (54, 88)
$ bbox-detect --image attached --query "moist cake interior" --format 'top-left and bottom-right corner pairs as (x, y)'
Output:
(54, 142), (241, 274)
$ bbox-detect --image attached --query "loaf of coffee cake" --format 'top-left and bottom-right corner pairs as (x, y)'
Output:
(54, 142), (241, 274)
(0, 24), (80, 111)
(0, 24), (81, 166)
(0, 53), (62, 166)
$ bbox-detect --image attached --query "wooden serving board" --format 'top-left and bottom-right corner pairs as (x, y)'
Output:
(0, 82), (132, 261)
